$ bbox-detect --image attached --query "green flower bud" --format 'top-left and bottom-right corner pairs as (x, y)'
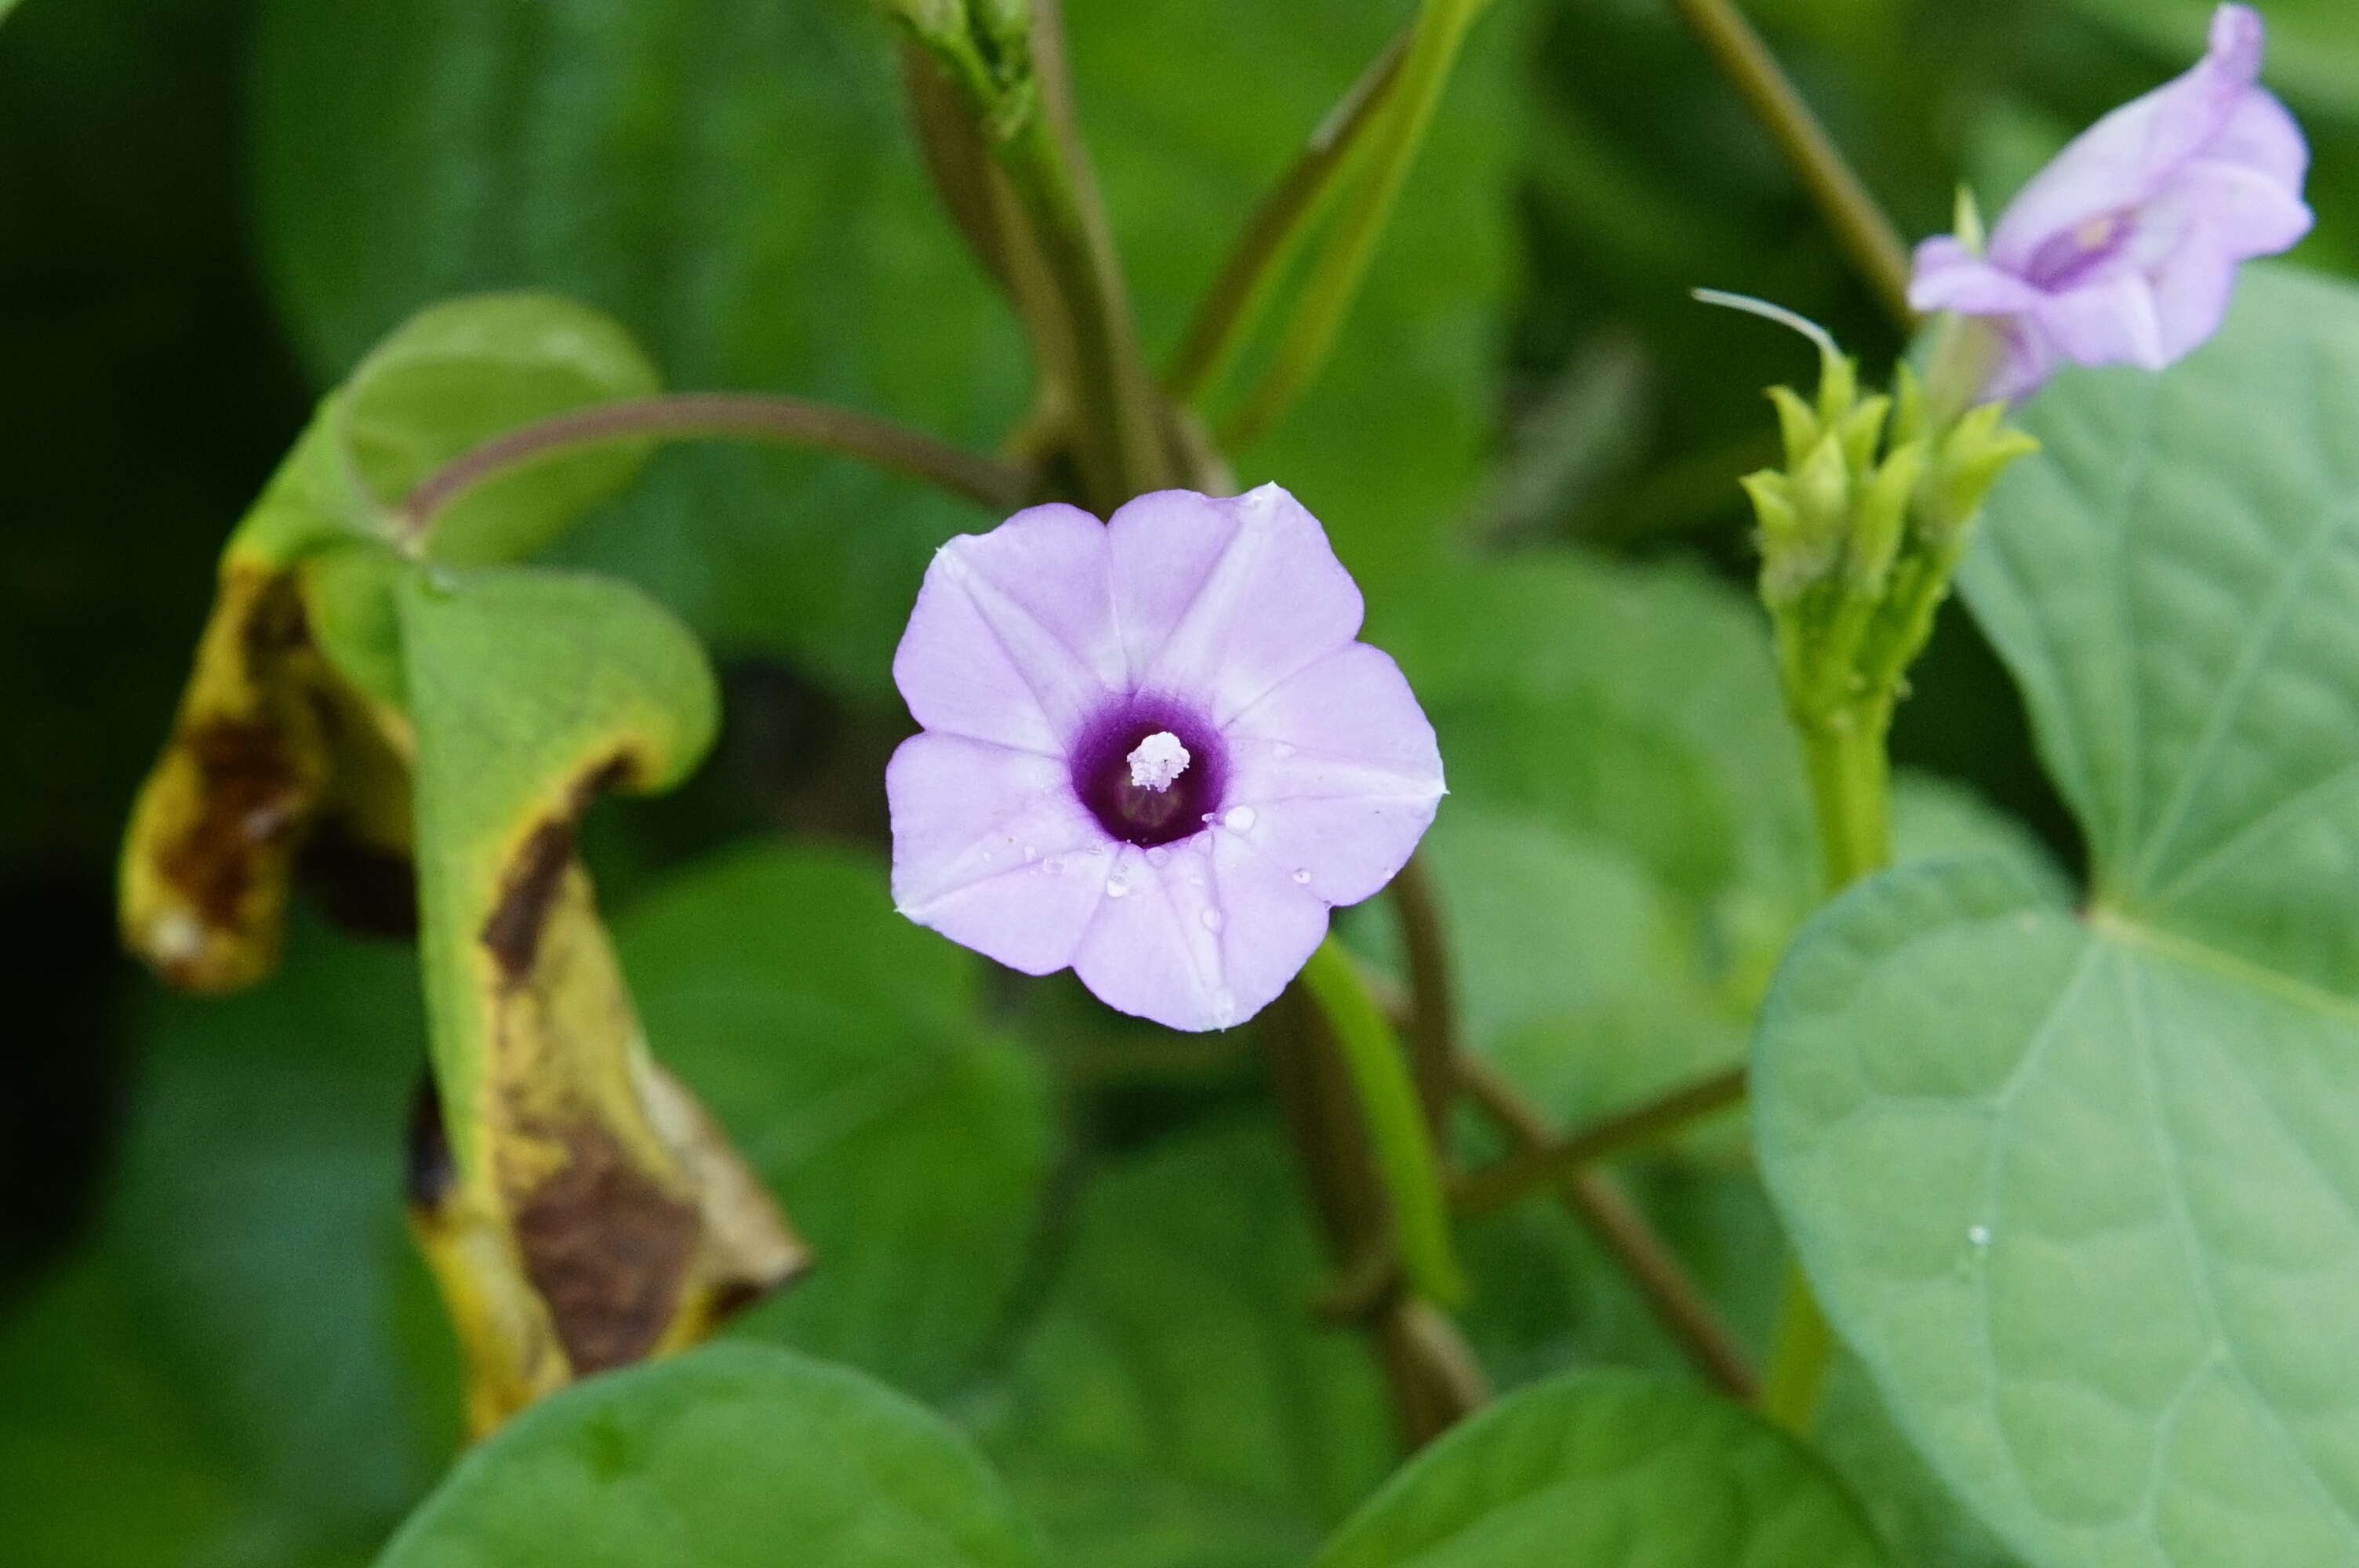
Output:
(1794, 430), (1852, 532)
(1888, 361), (1928, 452)
(1918, 402), (2040, 544)
(1847, 439), (1927, 595)
(1766, 385), (1822, 472)
(1742, 470), (1818, 608)
(1834, 393), (1892, 477)
(1812, 349), (1859, 427)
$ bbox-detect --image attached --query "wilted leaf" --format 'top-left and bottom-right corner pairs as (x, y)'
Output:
(398, 565), (804, 1432)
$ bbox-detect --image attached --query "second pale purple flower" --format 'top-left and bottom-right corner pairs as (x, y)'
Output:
(1908, 2), (2310, 402)
(886, 485), (1445, 1032)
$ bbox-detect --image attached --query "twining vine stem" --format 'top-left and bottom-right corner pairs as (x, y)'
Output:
(1667, 0), (1914, 328)
(1389, 857), (1756, 1399)
(1222, 0), (1493, 450)
(1456, 1051), (1759, 1400)
(396, 393), (1030, 539)
(1451, 1063), (1748, 1218)
(1165, 27), (1409, 408)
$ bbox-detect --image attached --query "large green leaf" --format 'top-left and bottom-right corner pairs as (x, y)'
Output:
(0, 922), (457, 1568)
(249, 0), (1025, 690)
(976, 1119), (1395, 1568)
(376, 1344), (1042, 1567)
(1314, 1370), (1892, 1567)
(616, 842), (1057, 1400)
(1757, 265), (2359, 1566)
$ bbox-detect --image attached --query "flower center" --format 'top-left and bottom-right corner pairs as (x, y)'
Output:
(1127, 731), (1190, 791)
(1071, 697), (1225, 849)
(2023, 209), (2134, 291)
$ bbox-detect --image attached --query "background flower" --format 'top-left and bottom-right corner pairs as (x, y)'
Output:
(887, 485), (1445, 1032)
(1907, 2), (2310, 402)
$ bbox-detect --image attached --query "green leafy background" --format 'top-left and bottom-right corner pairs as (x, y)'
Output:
(7, 0), (2359, 1564)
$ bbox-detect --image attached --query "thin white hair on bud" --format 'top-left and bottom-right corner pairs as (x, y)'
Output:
(1690, 288), (1843, 363)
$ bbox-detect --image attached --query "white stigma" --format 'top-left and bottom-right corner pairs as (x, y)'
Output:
(1127, 731), (1191, 792)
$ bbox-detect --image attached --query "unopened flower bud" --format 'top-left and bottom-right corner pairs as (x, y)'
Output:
(1847, 440), (1927, 594)
(1834, 394), (1892, 477)
(1917, 404), (2041, 544)
(1767, 385), (1822, 472)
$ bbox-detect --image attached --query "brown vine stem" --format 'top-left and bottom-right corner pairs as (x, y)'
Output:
(1452, 1063), (1747, 1218)
(1387, 854), (1460, 1145)
(397, 393), (1030, 539)
(1456, 1051), (1758, 1401)
(1666, 0), (1914, 329)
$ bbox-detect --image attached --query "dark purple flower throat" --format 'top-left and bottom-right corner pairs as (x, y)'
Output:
(1070, 692), (1227, 849)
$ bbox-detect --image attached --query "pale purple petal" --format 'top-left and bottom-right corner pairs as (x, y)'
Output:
(2036, 272), (2168, 368)
(1988, 4), (2264, 268)
(893, 502), (1123, 751)
(2210, 83), (2309, 191)
(886, 731), (1111, 975)
(1108, 484), (1364, 724)
(1220, 643), (1446, 906)
(1906, 239), (2044, 316)
(1069, 833), (1329, 1031)
(2144, 236), (2241, 362)
(2171, 156), (2315, 259)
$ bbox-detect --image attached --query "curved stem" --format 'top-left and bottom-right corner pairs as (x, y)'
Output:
(1456, 1051), (1758, 1400)
(1667, 0), (1914, 329)
(1452, 1064), (1747, 1218)
(1221, 0), (1492, 450)
(1387, 853), (1460, 1143)
(398, 393), (1029, 540)
(1298, 935), (1466, 1307)
(1165, 27), (1409, 408)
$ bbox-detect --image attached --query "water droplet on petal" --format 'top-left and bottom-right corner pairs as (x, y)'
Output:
(1210, 987), (1237, 1026)
(1041, 855), (1063, 875)
(1022, 844), (1038, 862)
(1106, 877), (1129, 898)
(1223, 806), (1256, 833)
(1291, 868), (1312, 885)
(1200, 907), (1224, 932)
(1146, 846), (1170, 866)
(1274, 742), (1296, 759)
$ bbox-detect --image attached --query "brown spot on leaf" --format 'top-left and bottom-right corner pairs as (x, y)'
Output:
(511, 1123), (700, 1374)
(155, 717), (308, 933)
(478, 818), (576, 982)
(478, 757), (634, 982)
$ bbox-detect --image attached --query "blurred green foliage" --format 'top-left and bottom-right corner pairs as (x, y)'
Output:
(5, 0), (2356, 1564)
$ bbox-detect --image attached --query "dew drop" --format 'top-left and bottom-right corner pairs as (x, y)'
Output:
(1105, 877), (1129, 898)
(1223, 805), (1257, 833)
(1146, 846), (1171, 866)
(1291, 869), (1312, 885)
(1021, 844), (1038, 863)
(1210, 986), (1237, 1027)
(1200, 907), (1224, 932)
(1968, 1225), (1991, 1247)
(1041, 855), (1063, 875)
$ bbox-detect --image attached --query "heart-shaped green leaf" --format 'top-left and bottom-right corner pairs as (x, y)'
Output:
(1757, 265), (2359, 1566)
(976, 1119), (1394, 1568)
(616, 843), (1056, 1400)
(376, 1344), (1041, 1567)
(1314, 1370), (1891, 1567)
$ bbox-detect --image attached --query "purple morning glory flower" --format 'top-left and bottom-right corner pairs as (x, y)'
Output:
(1908, 2), (2310, 403)
(885, 485), (1445, 1033)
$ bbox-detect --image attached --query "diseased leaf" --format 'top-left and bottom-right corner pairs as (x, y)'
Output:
(616, 843), (1058, 1400)
(1757, 266), (2359, 1567)
(376, 1344), (1042, 1568)
(398, 566), (805, 1433)
(118, 293), (663, 989)
(1314, 1370), (1892, 1568)
(976, 1120), (1395, 1568)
